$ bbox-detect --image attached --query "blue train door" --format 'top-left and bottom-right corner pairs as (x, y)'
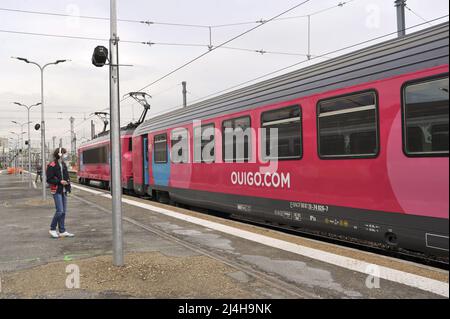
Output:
(143, 136), (149, 185)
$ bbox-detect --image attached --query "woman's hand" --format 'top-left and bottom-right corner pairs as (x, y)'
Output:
(61, 180), (68, 185)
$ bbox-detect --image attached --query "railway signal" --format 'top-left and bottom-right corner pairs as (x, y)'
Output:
(92, 46), (109, 67)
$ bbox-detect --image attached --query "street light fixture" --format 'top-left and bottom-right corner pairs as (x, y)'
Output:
(10, 131), (26, 176)
(8, 137), (17, 172)
(11, 121), (30, 181)
(12, 56), (70, 200)
(13, 102), (41, 187)
(8, 137), (16, 169)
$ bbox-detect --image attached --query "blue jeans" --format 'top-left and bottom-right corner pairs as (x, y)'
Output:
(51, 193), (67, 233)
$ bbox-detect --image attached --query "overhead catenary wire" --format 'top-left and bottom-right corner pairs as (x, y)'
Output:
(123, 0), (313, 102)
(0, 109), (98, 114)
(7, 6), (445, 137)
(0, 29), (113, 42)
(220, 46), (330, 58)
(144, 41), (323, 57)
(55, 113), (96, 137)
(0, 1), (356, 29)
(0, 0), (357, 78)
(211, 0), (355, 28)
(405, 5), (433, 26)
(0, 29), (318, 59)
(0, 7), (210, 28)
(0, 116), (87, 120)
(161, 15), (449, 112)
(0, 0), (362, 80)
(92, 14), (450, 115)
(151, 83), (183, 97)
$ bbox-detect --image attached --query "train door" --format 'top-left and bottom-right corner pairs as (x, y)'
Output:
(143, 136), (149, 185)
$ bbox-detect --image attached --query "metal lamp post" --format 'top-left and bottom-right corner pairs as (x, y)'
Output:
(8, 137), (16, 172)
(10, 131), (25, 176)
(12, 57), (69, 200)
(12, 121), (32, 181)
(13, 102), (41, 187)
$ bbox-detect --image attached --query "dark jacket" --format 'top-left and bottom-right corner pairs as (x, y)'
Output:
(46, 160), (72, 194)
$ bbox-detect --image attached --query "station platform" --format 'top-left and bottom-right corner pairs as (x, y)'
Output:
(0, 172), (448, 299)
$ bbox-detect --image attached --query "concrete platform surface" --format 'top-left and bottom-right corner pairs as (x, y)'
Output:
(0, 173), (447, 299)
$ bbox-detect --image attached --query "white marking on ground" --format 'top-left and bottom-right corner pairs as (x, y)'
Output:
(73, 184), (104, 196)
(24, 172), (38, 189)
(72, 183), (449, 297)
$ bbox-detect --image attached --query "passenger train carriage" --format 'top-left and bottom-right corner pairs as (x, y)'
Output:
(78, 127), (135, 191)
(80, 23), (450, 257)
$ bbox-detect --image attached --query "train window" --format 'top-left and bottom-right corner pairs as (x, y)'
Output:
(171, 128), (189, 163)
(128, 138), (133, 152)
(194, 123), (215, 163)
(222, 116), (251, 162)
(261, 105), (302, 160)
(154, 133), (168, 163)
(82, 145), (108, 164)
(318, 91), (378, 158)
(403, 76), (449, 156)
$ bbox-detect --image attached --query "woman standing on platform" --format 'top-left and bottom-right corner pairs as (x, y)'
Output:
(46, 147), (75, 239)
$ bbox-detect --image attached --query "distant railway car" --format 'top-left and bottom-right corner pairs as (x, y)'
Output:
(77, 127), (135, 190)
(131, 23), (449, 257)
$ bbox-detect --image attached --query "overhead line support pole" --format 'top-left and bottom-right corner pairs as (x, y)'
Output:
(395, 0), (407, 37)
(110, 0), (124, 267)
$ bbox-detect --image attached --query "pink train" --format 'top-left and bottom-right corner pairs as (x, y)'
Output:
(78, 23), (449, 257)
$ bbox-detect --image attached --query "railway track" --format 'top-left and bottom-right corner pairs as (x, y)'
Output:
(72, 193), (320, 299)
(72, 177), (449, 271)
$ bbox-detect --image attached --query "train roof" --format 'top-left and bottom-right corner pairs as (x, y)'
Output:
(79, 126), (135, 149)
(134, 22), (449, 136)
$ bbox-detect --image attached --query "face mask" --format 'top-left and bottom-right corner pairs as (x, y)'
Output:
(62, 154), (69, 160)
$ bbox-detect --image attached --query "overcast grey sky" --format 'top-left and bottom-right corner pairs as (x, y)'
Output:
(0, 0), (448, 148)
